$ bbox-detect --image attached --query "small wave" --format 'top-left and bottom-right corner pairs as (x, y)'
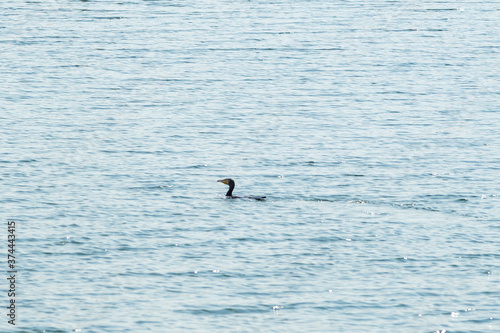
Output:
(128, 185), (173, 190)
(176, 305), (269, 315)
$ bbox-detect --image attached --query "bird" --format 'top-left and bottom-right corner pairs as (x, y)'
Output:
(217, 178), (266, 201)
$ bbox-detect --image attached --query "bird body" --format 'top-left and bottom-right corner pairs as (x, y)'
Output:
(217, 178), (266, 201)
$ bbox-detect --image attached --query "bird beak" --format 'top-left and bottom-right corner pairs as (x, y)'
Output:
(217, 179), (228, 184)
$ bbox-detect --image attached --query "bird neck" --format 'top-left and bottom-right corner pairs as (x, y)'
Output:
(225, 181), (235, 196)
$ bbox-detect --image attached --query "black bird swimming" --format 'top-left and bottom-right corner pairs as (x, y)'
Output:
(217, 178), (266, 201)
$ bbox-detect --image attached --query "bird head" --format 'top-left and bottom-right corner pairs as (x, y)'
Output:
(217, 178), (233, 186)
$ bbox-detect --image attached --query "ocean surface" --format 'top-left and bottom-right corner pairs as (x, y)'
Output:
(1, 0), (499, 332)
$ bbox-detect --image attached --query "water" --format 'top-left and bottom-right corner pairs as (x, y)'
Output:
(1, 0), (499, 332)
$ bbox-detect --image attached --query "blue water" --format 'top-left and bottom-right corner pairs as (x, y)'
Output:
(1, 0), (499, 332)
